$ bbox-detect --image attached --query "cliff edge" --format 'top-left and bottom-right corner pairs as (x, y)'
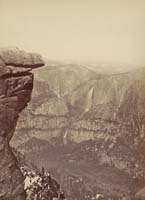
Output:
(0, 48), (44, 200)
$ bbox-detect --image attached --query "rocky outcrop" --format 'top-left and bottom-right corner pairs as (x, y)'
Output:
(0, 48), (44, 200)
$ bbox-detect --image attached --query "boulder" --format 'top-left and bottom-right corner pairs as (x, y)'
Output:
(0, 47), (44, 68)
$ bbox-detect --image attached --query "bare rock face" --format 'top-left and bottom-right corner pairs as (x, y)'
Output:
(0, 48), (44, 200)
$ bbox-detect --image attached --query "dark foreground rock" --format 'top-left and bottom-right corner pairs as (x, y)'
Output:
(0, 48), (44, 200)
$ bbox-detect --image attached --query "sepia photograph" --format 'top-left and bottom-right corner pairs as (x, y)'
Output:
(0, 0), (145, 199)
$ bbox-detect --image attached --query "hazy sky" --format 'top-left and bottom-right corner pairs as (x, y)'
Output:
(0, 0), (145, 64)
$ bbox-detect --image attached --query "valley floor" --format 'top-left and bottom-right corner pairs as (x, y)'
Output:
(24, 151), (144, 200)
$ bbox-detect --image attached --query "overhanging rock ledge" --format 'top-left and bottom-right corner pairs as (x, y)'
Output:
(0, 47), (45, 200)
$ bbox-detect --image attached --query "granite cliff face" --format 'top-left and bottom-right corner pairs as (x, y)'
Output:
(0, 48), (44, 200)
(12, 62), (145, 199)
